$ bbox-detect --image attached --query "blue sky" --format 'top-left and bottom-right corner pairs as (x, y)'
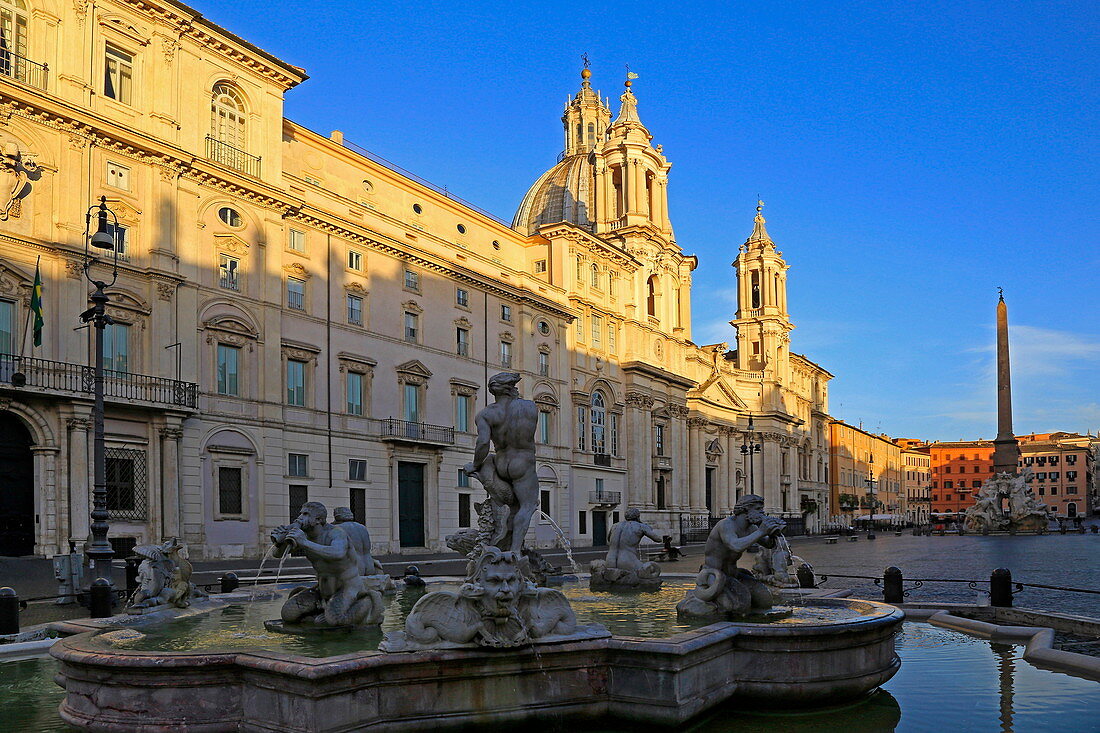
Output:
(195, 1), (1099, 442)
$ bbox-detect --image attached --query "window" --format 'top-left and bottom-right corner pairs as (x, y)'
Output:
(288, 229), (305, 252)
(210, 83), (246, 150)
(218, 254), (240, 291)
(538, 351), (549, 377)
(104, 45), (133, 104)
(972, 480), (982, 488)
(351, 488), (366, 523)
(578, 511), (587, 534)
(107, 161), (130, 190)
(289, 485), (308, 521)
(1049, 472), (1059, 480)
(347, 294), (363, 325)
(577, 405), (587, 450)
(1049, 456), (1059, 465)
(347, 250), (363, 271)
(218, 207), (242, 227)
(655, 424), (666, 456)
(647, 275), (658, 317)
(576, 258), (584, 282)
(500, 340), (512, 367)
(537, 320), (551, 336)
(0, 299), (13, 354)
(459, 493), (471, 528)
(288, 453), (308, 477)
(105, 223), (128, 260)
(455, 393), (472, 431)
(500, 304), (512, 322)
(1036, 472), (1046, 480)
(412, 203), (423, 215)
(403, 383), (420, 422)
(540, 489), (551, 516)
(591, 314), (602, 345)
(608, 321), (616, 352)
(538, 411), (550, 444)
(1067, 471), (1077, 480)
(349, 459), (367, 481)
(456, 223), (467, 234)
(492, 240), (501, 250)
(346, 372), (363, 415)
(944, 466), (951, 474)
(1066, 455), (1077, 465)
(576, 314), (584, 339)
(287, 278), (305, 310)
(456, 287), (469, 307)
(458, 469), (470, 488)
(216, 344), (240, 396)
(103, 322), (130, 373)
(1067, 486), (1078, 494)
(1050, 487), (1057, 495)
(591, 391), (607, 454)
(944, 481), (953, 488)
(590, 263), (600, 288)
(217, 466), (243, 515)
(404, 269), (420, 291)
(610, 413), (619, 456)
(404, 311), (419, 342)
(0, 3), (28, 83)
(534, 260), (547, 274)
(456, 327), (469, 356)
(286, 359), (306, 405)
(105, 448), (146, 519)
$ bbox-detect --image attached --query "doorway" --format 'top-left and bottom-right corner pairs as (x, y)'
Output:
(705, 467), (715, 516)
(397, 462), (425, 547)
(0, 412), (34, 556)
(592, 510), (608, 547)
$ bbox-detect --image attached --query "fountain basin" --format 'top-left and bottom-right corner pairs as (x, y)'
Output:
(51, 597), (902, 731)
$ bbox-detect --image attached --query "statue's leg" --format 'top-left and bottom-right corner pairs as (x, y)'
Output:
(325, 586), (381, 626)
(508, 470), (541, 554)
(720, 576), (753, 616)
(735, 569), (774, 609)
(281, 586), (323, 624)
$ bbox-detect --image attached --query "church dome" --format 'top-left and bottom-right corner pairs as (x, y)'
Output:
(512, 151), (596, 236)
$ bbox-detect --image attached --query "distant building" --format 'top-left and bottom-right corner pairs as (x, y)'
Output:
(1018, 433), (1095, 518)
(894, 439), (931, 525)
(828, 421), (902, 524)
(928, 441), (994, 520)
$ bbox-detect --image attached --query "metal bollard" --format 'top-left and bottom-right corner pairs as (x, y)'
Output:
(883, 566), (904, 604)
(990, 568), (1013, 607)
(796, 564), (815, 589)
(0, 587), (19, 634)
(125, 557), (140, 594)
(89, 578), (114, 618)
(220, 572), (239, 593)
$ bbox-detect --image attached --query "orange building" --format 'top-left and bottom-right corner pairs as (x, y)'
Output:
(1018, 433), (1095, 519)
(928, 440), (994, 520)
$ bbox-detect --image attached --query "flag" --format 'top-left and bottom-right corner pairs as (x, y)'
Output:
(30, 257), (43, 347)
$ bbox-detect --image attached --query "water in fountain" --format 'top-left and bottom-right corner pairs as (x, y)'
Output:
(775, 533), (806, 605)
(537, 510), (579, 573)
(248, 544), (278, 601)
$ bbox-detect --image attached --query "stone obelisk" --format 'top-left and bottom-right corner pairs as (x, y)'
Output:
(991, 289), (1020, 475)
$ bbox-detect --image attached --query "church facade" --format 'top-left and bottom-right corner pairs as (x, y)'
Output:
(0, 0), (831, 559)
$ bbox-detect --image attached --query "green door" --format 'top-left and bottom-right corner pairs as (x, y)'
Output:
(398, 462), (425, 547)
(592, 511), (608, 547)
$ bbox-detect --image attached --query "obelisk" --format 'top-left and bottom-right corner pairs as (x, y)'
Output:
(991, 289), (1019, 475)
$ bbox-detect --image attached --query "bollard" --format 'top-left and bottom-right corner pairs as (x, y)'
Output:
(220, 572), (239, 593)
(0, 587), (19, 635)
(796, 564), (815, 589)
(89, 578), (114, 618)
(990, 568), (1013, 608)
(883, 566), (904, 604)
(125, 557), (140, 594)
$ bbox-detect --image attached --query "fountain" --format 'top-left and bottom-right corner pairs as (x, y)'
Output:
(49, 373), (904, 731)
(965, 471), (1051, 533)
(589, 507), (664, 591)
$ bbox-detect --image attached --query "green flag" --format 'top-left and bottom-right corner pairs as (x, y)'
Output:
(30, 257), (43, 347)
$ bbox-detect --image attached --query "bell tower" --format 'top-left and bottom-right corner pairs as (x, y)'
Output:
(730, 201), (792, 374)
(562, 58), (611, 157)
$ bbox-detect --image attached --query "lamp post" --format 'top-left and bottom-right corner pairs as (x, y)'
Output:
(864, 456), (878, 540)
(80, 196), (120, 591)
(740, 415), (763, 497)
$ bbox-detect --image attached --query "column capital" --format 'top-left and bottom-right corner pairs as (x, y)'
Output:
(686, 416), (709, 430)
(159, 427), (184, 441)
(67, 417), (92, 431)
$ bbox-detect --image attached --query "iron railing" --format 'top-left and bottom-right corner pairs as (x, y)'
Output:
(205, 136), (261, 177)
(593, 453), (612, 467)
(379, 418), (455, 445)
(589, 490), (621, 505)
(0, 354), (198, 408)
(0, 51), (47, 90)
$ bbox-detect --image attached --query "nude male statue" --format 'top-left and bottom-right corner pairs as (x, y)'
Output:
(463, 372), (539, 554)
(332, 506), (385, 576)
(605, 507), (664, 574)
(271, 502), (382, 626)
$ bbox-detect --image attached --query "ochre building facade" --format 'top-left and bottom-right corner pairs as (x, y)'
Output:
(0, 0), (832, 559)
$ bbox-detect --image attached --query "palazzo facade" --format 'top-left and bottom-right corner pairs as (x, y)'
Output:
(0, 0), (831, 559)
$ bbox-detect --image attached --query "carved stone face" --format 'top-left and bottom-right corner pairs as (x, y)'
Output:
(745, 508), (767, 525)
(476, 562), (522, 620)
(295, 504), (325, 531)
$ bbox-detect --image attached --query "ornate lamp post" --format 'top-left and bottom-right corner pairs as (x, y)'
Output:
(864, 456), (878, 540)
(80, 196), (120, 589)
(740, 416), (763, 496)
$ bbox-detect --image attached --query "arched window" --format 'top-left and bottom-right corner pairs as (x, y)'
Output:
(210, 83), (247, 150)
(0, 0), (29, 78)
(586, 122), (595, 148)
(590, 263), (600, 288)
(590, 391), (606, 455)
(647, 275), (659, 317)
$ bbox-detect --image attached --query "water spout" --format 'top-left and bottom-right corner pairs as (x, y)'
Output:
(537, 510), (579, 573)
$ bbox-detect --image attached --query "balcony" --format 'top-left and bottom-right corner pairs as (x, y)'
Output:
(593, 453), (612, 467)
(589, 490), (621, 506)
(652, 454), (672, 471)
(780, 474), (792, 485)
(0, 354), (198, 409)
(205, 136), (261, 178)
(0, 51), (48, 90)
(379, 418), (454, 446)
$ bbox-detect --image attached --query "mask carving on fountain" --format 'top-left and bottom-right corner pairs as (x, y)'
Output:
(267, 501), (385, 630)
(676, 494), (787, 619)
(127, 538), (206, 612)
(384, 372), (602, 651)
(589, 508), (664, 591)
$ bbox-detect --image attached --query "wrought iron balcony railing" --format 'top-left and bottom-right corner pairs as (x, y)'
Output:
(204, 136), (261, 177)
(589, 490), (621, 506)
(0, 354), (198, 408)
(379, 418), (455, 445)
(0, 51), (48, 90)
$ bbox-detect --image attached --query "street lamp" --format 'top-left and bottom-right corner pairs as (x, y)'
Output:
(864, 455), (878, 540)
(740, 415), (763, 497)
(80, 196), (120, 592)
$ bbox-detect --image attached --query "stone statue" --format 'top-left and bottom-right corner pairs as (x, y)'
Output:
(380, 547), (580, 651)
(463, 372), (539, 555)
(268, 502), (383, 628)
(752, 544), (804, 588)
(126, 538), (205, 613)
(676, 495), (785, 619)
(589, 508), (664, 591)
(331, 506), (392, 591)
(964, 471), (1050, 533)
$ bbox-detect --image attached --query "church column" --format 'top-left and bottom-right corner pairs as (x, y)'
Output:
(687, 417), (707, 511)
(625, 392), (653, 508)
(722, 427), (736, 513)
(593, 165), (605, 226)
(66, 413), (91, 546)
(159, 424), (183, 539)
(654, 177), (668, 230)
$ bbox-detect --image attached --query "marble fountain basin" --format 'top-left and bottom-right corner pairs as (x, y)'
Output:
(50, 582), (903, 732)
